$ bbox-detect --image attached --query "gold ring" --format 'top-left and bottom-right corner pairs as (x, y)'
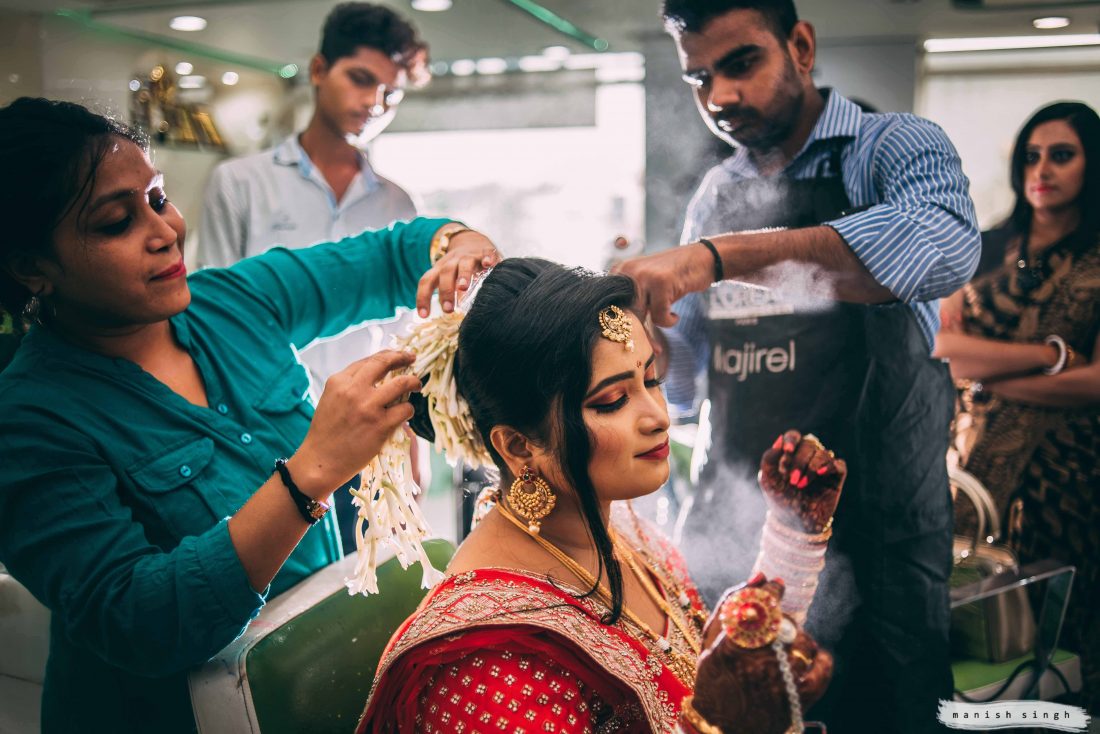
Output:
(789, 649), (813, 668)
(803, 434), (826, 452)
(719, 586), (783, 649)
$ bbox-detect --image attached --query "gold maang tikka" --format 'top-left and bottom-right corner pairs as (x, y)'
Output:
(598, 305), (634, 352)
(507, 467), (556, 534)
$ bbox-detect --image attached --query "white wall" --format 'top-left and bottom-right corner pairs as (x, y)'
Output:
(0, 10), (44, 105)
(816, 40), (918, 113)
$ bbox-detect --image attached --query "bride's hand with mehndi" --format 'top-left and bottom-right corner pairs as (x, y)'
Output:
(689, 575), (833, 734)
(758, 430), (846, 535)
(416, 225), (501, 316)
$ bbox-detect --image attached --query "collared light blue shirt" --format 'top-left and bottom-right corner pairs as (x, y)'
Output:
(198, 134), (419, 386)
(665, 90), (979, 413)
(198, 135), (417, 267)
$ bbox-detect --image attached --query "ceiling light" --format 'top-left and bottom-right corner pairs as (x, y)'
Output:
(923, 34), (1100, 52)
(221, 71), (240, 86)
(449, 59), (476, 76)
(428, 61), (449, 76)
(475, 57), (508, 75)
(278, 63), (299, 79)
(178, 75), (207, 89)
(174, 61), (193, 75)
(128, 79), (141, 92)
(518, 55), (562, 72)
(411, 0), (452, 10)
(541, 45), (570, 59)
(563, 53), (601, 70)
(169, 15), (206, 32)
(1032, 16), (1070, 30)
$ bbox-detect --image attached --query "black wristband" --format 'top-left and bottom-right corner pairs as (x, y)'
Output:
(274, 458), (330, 525)
(698, 238), (724, 283)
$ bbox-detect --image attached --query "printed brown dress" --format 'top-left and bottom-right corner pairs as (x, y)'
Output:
(954, 227), (1100, 710)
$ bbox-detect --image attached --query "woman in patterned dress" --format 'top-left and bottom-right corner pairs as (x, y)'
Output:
(359, 259), (844, 733)
(936, 101), (1100, 710)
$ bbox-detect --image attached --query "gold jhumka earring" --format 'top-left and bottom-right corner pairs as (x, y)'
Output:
(598, 305), (634, 351)
(506, 467), (556, 534)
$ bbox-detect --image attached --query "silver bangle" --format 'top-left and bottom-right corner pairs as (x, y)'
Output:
(1043, 335), (1068, 376)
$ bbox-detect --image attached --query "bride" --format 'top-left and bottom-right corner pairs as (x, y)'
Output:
(358, 258), (844, 733)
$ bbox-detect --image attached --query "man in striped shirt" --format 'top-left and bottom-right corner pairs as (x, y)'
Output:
(616, 1), (980, 732)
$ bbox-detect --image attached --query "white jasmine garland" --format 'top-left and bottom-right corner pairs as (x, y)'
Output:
(400, 311), (493, 469)
(346, 307), (492, 596)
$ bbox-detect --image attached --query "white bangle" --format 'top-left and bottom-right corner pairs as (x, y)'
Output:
(1043, 335), (1068, 376)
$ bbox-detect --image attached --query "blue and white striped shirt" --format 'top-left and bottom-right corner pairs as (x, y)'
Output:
(665, 90), (980, 412)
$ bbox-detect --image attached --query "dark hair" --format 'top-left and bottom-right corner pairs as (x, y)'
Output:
(661, 0), (798, 39)
(0, 97), (148, 331)
(1005, 101), (1100, 246)
(456, 258), (637, 623)
(319, 2), (429, 86)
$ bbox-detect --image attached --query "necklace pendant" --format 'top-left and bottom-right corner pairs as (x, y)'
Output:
(678, 591), (691, 608)
(657, 636), (671, 652)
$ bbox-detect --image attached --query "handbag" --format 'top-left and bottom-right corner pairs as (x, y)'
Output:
(949, 467), (1037, 663)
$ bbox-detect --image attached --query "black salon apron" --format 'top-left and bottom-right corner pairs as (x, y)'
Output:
(679, 145), (955, 733)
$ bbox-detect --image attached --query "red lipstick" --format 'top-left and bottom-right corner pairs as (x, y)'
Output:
(152, 260), (186, 281)
(636, 439), (670, 461)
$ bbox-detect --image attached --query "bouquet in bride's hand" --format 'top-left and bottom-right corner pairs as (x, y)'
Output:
(758, 430), (846, 535)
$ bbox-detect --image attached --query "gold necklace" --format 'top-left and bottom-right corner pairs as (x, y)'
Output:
(496, 503), (698, 684)
(612, 533), (701, 656)
(623, 507), (710, 628)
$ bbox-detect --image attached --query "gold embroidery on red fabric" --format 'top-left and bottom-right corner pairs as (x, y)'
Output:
(365, 571), (684, 731)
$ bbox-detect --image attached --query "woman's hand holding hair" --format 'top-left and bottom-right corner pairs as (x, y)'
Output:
(287, 350), (421, 500)
(691, 576), (833, 734)
(228, 350), (420, 593)
(416, 226), (501, 317)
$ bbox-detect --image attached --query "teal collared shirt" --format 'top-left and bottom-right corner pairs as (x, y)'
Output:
(0, 216), (446, 733)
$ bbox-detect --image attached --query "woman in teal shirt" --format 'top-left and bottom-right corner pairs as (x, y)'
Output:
(0, 98), (499, 732)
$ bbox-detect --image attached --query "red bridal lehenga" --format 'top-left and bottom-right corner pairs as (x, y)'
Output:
(357, 506), (705, 733)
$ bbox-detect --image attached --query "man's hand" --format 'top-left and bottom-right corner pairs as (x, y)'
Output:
(416, 229), (501, 317)
(612, 244), (714, 327)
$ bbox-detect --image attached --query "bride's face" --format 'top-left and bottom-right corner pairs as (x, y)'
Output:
(578, 312), (671, 501)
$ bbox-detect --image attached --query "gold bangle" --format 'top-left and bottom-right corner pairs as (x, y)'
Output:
(430, 223), (474, 264)
(681, 696), (724, 734)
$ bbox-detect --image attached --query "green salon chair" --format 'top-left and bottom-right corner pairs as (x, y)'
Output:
(190, 539), (455, 733)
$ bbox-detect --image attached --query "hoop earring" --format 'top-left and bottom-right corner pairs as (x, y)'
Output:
(507, 467), (556, 535)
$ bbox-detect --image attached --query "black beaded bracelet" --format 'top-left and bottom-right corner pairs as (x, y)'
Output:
(698, 238), (724, 283)
(274, 458), (330, 525)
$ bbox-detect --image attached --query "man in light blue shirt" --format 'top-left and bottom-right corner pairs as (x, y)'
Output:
(617, 1), (980, 732)
(199, 2), (428, 552)
(199, 2), (425, 386)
